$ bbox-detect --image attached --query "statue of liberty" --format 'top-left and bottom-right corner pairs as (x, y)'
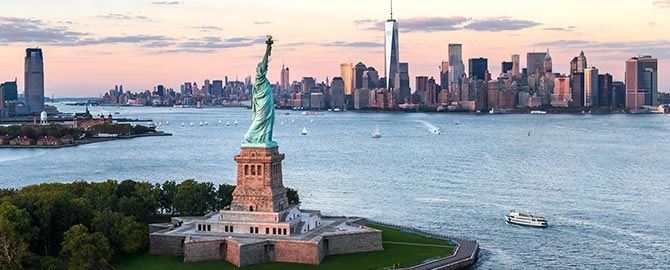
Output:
(243, 35), (277, 148)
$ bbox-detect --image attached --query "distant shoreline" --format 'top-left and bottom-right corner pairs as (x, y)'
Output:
(0, 132), (171, 149)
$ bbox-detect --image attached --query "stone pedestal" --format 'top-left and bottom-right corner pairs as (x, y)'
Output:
(231, 147), (289, 212)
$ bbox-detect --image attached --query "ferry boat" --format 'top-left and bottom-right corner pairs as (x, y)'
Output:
(530, 110), (547, 114)
(505, 211), (548, 228)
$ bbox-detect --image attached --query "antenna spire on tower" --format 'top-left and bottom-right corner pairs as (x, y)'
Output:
(390, 0), (393, 19)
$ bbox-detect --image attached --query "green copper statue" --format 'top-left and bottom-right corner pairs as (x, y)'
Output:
(243, 35), (277, 148)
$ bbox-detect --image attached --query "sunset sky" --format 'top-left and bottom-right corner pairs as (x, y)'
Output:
(1, 0), (668, 97)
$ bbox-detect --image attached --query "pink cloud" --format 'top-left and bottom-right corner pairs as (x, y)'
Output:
(653, 0), (670, 8)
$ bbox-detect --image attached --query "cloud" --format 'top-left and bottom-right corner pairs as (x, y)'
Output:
(150, 1), (181, 4)
(63, 35), (174, 46)
(0, 16), (86, 44)
(355, 16), (540, 32)
(176, 36), (266, 49)
(543, 26), (576, 31)
(191, 25), (223, 32)
(254, 21), (271, 25)
(97, 13), (150, 20)
(653, 0), (670, 8)
(322, 41), (383, 48)
(463, 16), (541, 31)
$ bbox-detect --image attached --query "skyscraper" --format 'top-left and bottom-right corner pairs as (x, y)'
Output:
(584, 66), (599, 106)
(448, 44), (465, 87)
(572, 73), (584, 107)
(353, 62), (367, 90)
(384, 2), (399, 90)
(511, 54), (520, 77)
(598, 73), (613, 107)
(543, 49), (552, 74)
(468, 57), (488, 80)
(625, 55), (658, 108)
(24, 48), (44, 114)
(577, 51), (587, 73)
(440, 61), (449, 90)
(395, 62), (410, 102)
(526, 52), (546, 75)
(340, 63), (353, 95)
(362, 67), (379, 90)
(212, 80), (223, 97)
(0, 80), (18, 101)
(501, 61), (513, 74)
(280, 64), (290, 92)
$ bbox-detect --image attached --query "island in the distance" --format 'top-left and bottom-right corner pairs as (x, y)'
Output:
(0, 109), (170, 148)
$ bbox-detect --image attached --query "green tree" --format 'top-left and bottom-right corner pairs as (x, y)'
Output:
(118, 216), (148, 254)
(216, 184), (236, 210)
(117, 181), (158, 222)
(286, 187), (300, 205)
(174, 180), (216, 216)
(90, 209), (124, 253)
(0, 202), (37, 269)
(158, 180), (177, 215)
(60, 224), (112, 270)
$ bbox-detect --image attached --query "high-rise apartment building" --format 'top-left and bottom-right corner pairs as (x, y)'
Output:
(24, 48), (44, 114)
(340, 63), (353, 95)
(584, 66), (599, 106)
(0, 80), (18, 102)
(440, 61), (449, 90)
(384, 5), (399, 90)
(468, 57), (488, 80)
(625, 56), (658, 108)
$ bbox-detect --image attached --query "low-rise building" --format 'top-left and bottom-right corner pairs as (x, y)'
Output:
(36, 136), (62, 146)
(0, 134), (11, 145)
(60, 135), (75, 144)
(9, 136), (35, 146)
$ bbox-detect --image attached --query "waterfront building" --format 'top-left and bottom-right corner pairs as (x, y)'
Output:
(426, 77), (436, 106)
(625, 55), (658, 108)
(612, 81), (626, 107)
(584, 67), (599, 106)
(468, 57), (488, 81)
(526, 52), (546, 76)
(598, 74), (613, 107)
(511, 54), (520, 77)
(385, 5), (399, 90)
(36, 136), (61, 146)
(340, 63), (353, 95)
(24, 48), (44, 114)
(329, 77), (346, 109)
(394, 63), (410, 103)
(572, 72), (585, 107)
(551, 76), (571, 108)
(353, 88), (370, 109)
(9, 136), (35, 146)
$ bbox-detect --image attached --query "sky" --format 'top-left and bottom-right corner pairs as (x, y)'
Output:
(0, 0), (669, 97)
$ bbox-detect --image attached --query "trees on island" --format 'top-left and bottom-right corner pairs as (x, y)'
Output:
(0, 179), (301, 269)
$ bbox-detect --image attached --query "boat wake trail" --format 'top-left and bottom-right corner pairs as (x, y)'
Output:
(414, 120), (441, 134)
(0, 151), (46, 163)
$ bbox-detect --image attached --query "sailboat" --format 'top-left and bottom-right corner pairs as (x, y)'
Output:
(291, 119), (295, 124)
(280, 121), (284, 126)
(218, 120), (222, 125)
(165, 121), (169, 125)
(226, 121), (230, 126)
(199, 122), (203, 126)
(301, 127), (308, 135)
(372, 125), (382, 138)
(234, 120), (238, 125)
(204, 121), (208, 126)
(181, 122), (185, 127)
(190, 122), (194, 127)
(310, 119), (314, 124)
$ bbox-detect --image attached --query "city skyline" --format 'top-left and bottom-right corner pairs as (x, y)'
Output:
(0, 0), (669, 97)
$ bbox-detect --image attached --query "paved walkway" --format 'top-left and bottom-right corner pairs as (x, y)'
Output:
(410, 239), (479, 270)
(383, 241), (455, 248)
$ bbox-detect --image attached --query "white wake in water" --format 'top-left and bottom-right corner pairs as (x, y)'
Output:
(0, 151), (46, 163)
(414, 120), (441, 134)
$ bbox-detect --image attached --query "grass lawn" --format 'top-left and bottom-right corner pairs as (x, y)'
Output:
(115, 225), (456, 270)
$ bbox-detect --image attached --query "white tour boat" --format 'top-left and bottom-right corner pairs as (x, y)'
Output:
(505, 211), (548, 228)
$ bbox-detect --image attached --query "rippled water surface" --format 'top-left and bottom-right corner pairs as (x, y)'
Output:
(2, 104), (669, 269)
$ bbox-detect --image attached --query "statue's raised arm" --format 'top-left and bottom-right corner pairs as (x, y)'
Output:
(243, 35), (277, 148)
